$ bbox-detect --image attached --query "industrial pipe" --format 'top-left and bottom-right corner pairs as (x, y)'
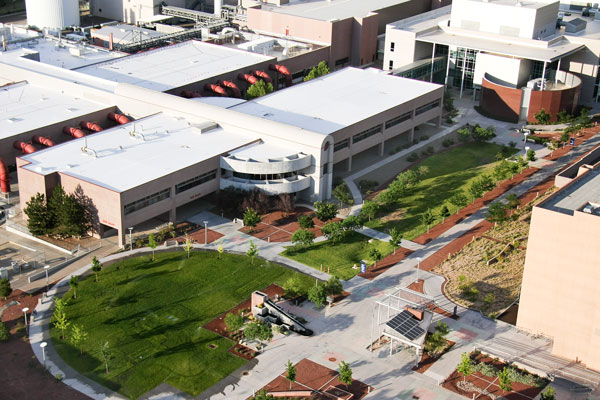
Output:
(204, 83), (227, 97)
(269, 63), (292, 87)
(0, 158), (9, 194)
(31, 135), (55, 147)
(252, 70), (272, 84)
(238, 73), (258, 85)
(218, 80), (241, 98)
(13, 141), (37, 154)
(181, 90), (201, 98)
(80, 121), (103, 133)
(108, 112), (131, 125)
(63, 126), (86, 138)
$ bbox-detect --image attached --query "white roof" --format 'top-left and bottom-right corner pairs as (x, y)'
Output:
(0, 81), (109, 140)
(230, 140), (298, 161)
(90, 24), (164, 44)
(259, 0), (411, 21)
(231, 67), (442, 135)
(1, 37), (125, 70)
(77, 40), (274, 92)
(20, 113), (258, 192)
(192, 96), (247, 108)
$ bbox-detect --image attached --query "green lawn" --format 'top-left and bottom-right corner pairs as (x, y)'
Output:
(282, 231), (393, 280)
(50, 251), (314, 399)
(365, 142), (517, 239)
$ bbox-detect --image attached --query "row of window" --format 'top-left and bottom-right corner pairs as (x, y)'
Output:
(385, 111), (412, 129)
(415, 100), (441, 116)
(352, 124), (382, 144)
(124, 170), (217, 215)
(231, 171), (298, 181)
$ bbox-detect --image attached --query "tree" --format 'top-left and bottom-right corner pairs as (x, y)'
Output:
(285, 360), (297, 390)
(493, 159), (511, 181)
(91, 256), (102, 282)
(52, 297), (70, 340)
(217, 243), (224, 259)
(0, 278), (11, 300)
(556, 110), (572, 123)
(70, 324), (88, 355)
(47, 184), (67, 229)
(24, 193), (50, 235)
(333, 182), (354, 206)
(283, 275), (305, 298)
(321, 221), (345, 244)
(540, 387), (556, 400)
(486, 201), (508, 225)
(297, 214), (315, 229)
(478, 175), (495, 192)
(304, 61), (330, 81)
(422, 209), (435, 233)
(253, 389), (275, 400)
(439, 205), (450, 223)
(505, 193), (520, 210)
(291, 229), (315, 248)
(224, 312), (244, 333)
(247, 240), (259, 264)
(498, 367), (513, 392)
(341, 215), (362, 232)
(244, 321), (272, 348)
(457, 352), (473, 382)
(360, 200), (379, 221)
(100, 341), (113, 374)
(243, 208), (262, 231)
(338, 361), (353, 388)
(449, 192), (468, 213)
(457, 125), (472, 142)
(56, 193), (88, 238)
(0, 321), (9, 342)
(369, 247), (383, 268)
(68, 275), (79, 299)
(388, 227), (402, 255)
(325, 276), (343, 296)
(183, 235), (193, 259)
(314, 201), (338, 222)
(534, 108), (551, 125)
(308, 283), (327, 308)
(245, 79), (274, 100)
(527, 148), (537, 161)
(148, 233), (157, 261)
(472, 125), (496, 142)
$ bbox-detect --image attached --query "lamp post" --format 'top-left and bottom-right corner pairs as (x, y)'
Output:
(525, 146), (530, 159)
(203, 221), (208, 245)
(22, 307), (29, 334)
(523, 131), (529, 144)
(40, 342), (47, 368)
(44, 265), (50, 292)
(128, 227), (133, 251)
(415, 257), (422, 283)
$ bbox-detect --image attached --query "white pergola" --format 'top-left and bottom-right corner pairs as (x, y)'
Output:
(370, 287), (435, 366)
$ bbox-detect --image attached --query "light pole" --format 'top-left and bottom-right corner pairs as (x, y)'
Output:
(22, 307), (29, 334)
(415, 257), (422, 283)
(40, 342), (47, 368)
(44, 265), (50, 292)
(128, 227), (133, 251)
(203, 221), (208, 245)
(525, 146), (530, 159)
(523, 131), (529, 144)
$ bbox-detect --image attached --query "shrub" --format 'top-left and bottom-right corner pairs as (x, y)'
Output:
(358, 180), (378, 195)
(297, 214), (315, 229)
(419, 134), (429, 141)
(442, 138), (454, 147)
(509, 141), (517, 148)
(407, 152), (419, 162)
(308, 284), (327, 308)
(0, 321), (9, 342)
(472, 361), (498, 377)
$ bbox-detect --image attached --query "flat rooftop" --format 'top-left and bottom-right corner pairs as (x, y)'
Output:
(76, 40), (275, 92)
(257, 0), (410, 21)
(542, 167), (600, 215)
(455, 0), (552, 10)
(19, 113), (258, 192)
(230, 67), (442, 135)
(230, 140), (299, 161)
(90, 24), (164, 43)
(0, 81), (110, 140)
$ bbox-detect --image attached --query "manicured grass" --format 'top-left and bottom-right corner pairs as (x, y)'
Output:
(282, 231), (393, 280)
(365, 142), (517, 239)
(50, 251), (314, 399)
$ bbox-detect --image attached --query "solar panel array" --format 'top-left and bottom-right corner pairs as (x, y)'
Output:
(386, 310), (425, 341)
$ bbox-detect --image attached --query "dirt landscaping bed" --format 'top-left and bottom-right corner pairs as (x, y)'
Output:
(413, 338), (455, 374)
(358, 247), (414, 280)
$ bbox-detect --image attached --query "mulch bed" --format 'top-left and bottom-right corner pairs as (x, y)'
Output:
(443, 353), (547, 400)
(412, 166), (539, 246)
(203, 284), (285, 360)
(329, 291), (351, 307)
(412, 338), (455, 374)
(358, 247), (414, 280)
(240, 207), (341, 242)
(0, 289), (90, 400)
(175, 227), (223, 245)
(543, 127), (599, 161)
(258, 358), (373, 400)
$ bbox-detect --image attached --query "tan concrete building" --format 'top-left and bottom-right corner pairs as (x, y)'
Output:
(518, 145), (600, 371)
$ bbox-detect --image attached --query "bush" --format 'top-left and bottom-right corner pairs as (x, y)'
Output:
(425, 146), (435, 155)
(308, 284), (327, 308)
(297, 214), (314, 229)
(472, 361), (498, 377)
(407, 152), (420, 162)
(283, 275), (306, 298)
(419, 134), (429, 142)
(509, 141), (517, 148)
(358, 180), (378, 195)
(442, 138), (454, 147)
(0, 321), (9, 342)
(527, 149), (537, 161)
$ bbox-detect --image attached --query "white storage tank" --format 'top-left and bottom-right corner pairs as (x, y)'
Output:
(25, 0), (80, 30)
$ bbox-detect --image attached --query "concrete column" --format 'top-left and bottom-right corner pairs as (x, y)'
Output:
(541, 61), (547, 90)
(169, 207), (176, 224)
(429, 43), (436, 82)
(409, 127), (415, 143)
(459, 48), (467, 99)
(379, 141), (384, 157)
(444, 52), (451, 87)
(437, 115), (442, 128)
(118, 228), (125, 248)
(347, 155), (352, 172)
(556, 58), (561, 83)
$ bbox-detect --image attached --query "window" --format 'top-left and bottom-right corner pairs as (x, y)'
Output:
(390, 42), (395, 52)
(415, 100), (440, 116)
(334, 138), (349, 152)
(335, 57), (349, 67)
(352, 124), (382, 144)
(124, 188), (170, 216)
(323, 163), (329, 174)
(389, 60), (394, 70)
(385, 112), (412, 129)
(232, 171), (298, 180)
(175, 169), (217, 194)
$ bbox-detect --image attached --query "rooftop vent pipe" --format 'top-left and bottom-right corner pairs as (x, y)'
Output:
(0, 158), (9, 193)
(63, 126), (86, 138)
(181, 90), (201, 98)
(269, 64), (292, 87)
(217, 80), (241, 98)
(13, 141), (37, 154)
(32, 135), (55, 147)
(108, 112), (131, 125)
(204, 83), (227, 96)
(251, 70), (272, 84)
(80, 121), (103, 133)
(238, 73), (258, 85)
